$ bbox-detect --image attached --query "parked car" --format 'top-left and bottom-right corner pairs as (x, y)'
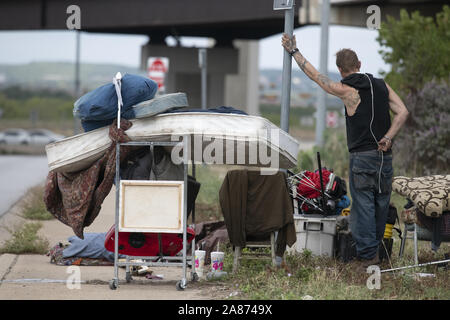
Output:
(27, 129), (65, 145)
(0, 128), (31, 145)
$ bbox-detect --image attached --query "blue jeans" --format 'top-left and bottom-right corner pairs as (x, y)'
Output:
(349, 150), (393, 260)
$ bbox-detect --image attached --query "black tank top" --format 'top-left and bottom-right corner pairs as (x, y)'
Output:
(341, 73), (391, 153)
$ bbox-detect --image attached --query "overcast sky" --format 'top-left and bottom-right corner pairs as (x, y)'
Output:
(0, 25), (390, 77)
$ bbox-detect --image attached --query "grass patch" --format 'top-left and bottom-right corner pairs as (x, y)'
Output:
(21, 185), (54, 220)
(221, 238), (450, 300)
(191, 165), (228, 222)
(0, 222), (49, 254)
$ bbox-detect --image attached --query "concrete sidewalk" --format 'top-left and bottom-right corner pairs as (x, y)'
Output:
(0, 189), (219, 300)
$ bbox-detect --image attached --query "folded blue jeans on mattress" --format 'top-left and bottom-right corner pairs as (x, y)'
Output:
(73, 73), (158, 121)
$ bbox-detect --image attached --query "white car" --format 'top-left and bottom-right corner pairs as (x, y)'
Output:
(0, 128), (31, 145)
(27, 129), (65, 145)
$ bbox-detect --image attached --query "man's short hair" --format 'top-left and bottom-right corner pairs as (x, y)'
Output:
(336, 49), (360, 73)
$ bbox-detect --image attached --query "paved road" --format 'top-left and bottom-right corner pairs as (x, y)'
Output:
(0, 155), (49, 216)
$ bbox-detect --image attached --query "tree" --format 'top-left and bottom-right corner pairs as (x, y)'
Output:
(402, 79), (450, 175)
(377, 5), (450, 175)
(377, 5), (450, 93)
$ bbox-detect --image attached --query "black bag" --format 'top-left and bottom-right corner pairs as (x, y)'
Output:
(335, 232), (357, 263)
(379, 238), (393, 262)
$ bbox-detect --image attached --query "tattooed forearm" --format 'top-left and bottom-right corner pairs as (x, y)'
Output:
(294, 53), (313, 78)
(299, 57), (308, 72)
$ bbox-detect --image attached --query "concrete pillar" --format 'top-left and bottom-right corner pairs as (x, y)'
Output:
(224, 40), (260, 116)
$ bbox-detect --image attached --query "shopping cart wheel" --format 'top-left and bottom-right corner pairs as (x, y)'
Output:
(176, 280), (185, 291)
(191, 272), (199, 282)
(125, 272), (133, 283)
(109, 279), (118, 290)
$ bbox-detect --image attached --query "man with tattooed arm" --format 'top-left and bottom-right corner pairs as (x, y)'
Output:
(281, 33), (409, 269)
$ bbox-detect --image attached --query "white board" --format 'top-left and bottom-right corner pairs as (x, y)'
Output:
(118, 180), (184, 233)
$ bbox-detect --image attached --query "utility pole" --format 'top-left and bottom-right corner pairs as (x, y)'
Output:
(315, 0), (330, 147)
(74, 30), (81, 134)
(274, 0), (295, 133)
(198, 48), (207, 110)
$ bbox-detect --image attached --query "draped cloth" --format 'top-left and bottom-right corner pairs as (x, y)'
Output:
(44, 119), (132, 239)
(219, 169), (296, 257)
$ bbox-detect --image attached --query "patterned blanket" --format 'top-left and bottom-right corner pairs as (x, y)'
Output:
(392, 175), (450, 217)
(44, 119), (132, 239)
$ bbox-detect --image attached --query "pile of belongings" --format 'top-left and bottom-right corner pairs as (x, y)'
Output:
(44, 72), (250, 239)
(44, 73), (191, 238)
(288, 168), (349, 216)
(73, 73), (185, 132)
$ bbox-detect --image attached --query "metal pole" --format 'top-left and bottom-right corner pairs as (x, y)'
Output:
(113, 142), (120, 288)
(317, 151), (326, 212)
(381, 259), (450, 273)
(315, 0), (330, 147)
(199, 49), (207, 110)
(74, 30), (81, 135)
(182, 135), (189, 288)
(280, 2), (295, 133)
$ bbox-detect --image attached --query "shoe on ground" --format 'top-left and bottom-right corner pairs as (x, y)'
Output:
(349, 252), (380, 273)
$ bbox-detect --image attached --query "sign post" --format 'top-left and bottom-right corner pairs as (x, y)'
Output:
(274, 0), (295, 133)
(316, 0), (330, 147)
(198, 49), (207, 110)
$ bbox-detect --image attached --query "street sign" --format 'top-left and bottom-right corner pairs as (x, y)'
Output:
(273, 0), (295, 10)
(147, 57), (170, 93)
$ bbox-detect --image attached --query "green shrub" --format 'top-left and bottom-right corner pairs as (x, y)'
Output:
(395, 79), (450, 175)
(0, 222), (49, 254)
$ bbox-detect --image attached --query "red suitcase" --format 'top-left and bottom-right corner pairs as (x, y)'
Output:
(104, 224), (195, 257)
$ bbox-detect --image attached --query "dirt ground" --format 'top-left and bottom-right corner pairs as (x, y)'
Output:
(0, 189), (231, 300)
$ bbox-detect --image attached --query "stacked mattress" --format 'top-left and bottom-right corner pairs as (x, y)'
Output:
(45, 93), (300, 172)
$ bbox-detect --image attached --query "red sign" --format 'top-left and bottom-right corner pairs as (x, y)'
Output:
(148, 59), (168, 73)
(147, 57), (169, 92)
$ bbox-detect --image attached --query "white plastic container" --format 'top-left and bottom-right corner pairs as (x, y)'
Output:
(288, 214), (338, 257)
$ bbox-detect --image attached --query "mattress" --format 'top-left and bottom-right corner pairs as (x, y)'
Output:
(45, 112), (300, 173)
(123, 92), (188, 119)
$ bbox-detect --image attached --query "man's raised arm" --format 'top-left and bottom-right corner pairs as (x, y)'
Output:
(281, 33), (347, 98)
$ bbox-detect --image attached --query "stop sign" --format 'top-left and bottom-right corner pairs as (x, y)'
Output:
(148, 59), (168, 73)
(147, 57), (169, 91)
